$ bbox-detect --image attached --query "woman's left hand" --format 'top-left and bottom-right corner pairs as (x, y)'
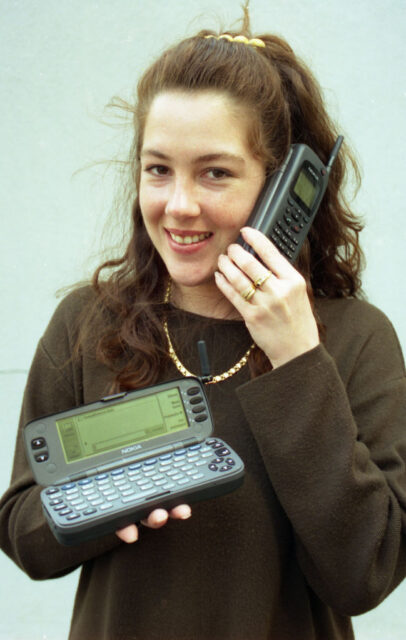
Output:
(215, 227), (320, 369)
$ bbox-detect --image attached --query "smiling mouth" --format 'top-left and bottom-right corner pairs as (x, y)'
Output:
(168, 231), (212, 245)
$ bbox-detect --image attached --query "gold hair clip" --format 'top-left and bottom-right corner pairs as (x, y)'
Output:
(204, 34), (265, 48)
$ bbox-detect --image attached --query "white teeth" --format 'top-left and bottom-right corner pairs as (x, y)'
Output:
(169, 232), (211, 245)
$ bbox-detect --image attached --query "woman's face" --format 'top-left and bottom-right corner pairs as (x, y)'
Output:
(139, 90), (265, 290)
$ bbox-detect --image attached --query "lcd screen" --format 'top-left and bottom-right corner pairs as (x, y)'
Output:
(293, 169), (317, 209)
(56, 388), (188, 463)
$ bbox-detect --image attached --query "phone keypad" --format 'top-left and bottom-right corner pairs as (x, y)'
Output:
(42, 439), (240, 527)
(271, 199), (312, 261)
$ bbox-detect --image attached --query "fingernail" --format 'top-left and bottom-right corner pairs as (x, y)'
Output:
(124, 528), (138, 543)
(155, 510), (167, 524)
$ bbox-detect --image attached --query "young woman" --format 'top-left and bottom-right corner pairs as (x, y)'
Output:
(1, 19), (406, 640)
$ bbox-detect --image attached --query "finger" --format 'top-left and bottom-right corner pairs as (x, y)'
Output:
(214, 270), (254, 316)
(169, 504), (192, 520)
(116, 524), (139, 543)
(240, 227), (296, 278)
(141, 505), (191, 529)
(115, 505), (192, 542)
(218, 252), (270, 307)
(140, 508), (169, 529)
(217, 252), (253, 292)
(227, 243), (274, 287)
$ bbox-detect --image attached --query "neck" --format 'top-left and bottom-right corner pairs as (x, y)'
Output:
(169, 279), (240, 320)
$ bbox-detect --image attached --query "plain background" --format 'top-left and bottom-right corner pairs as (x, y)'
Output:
(1, 1), (405, 638)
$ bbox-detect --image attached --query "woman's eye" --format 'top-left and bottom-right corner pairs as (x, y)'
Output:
(205, 168), (231, 180)
(146, 165), (169, 176)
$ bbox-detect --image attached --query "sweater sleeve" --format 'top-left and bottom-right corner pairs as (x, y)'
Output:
(236, 302), (406, 616)
(0, 292), (121, 580)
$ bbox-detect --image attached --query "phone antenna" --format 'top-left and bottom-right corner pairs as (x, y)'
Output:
(197, 340), (213, 384)
(326, 135), (344, 173)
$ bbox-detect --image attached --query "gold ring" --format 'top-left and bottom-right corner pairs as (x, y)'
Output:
(241, 284), (256, 302)
(254, 271), (271, 289)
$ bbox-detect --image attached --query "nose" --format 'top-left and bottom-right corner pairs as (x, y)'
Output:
(165, 177), (200, 219)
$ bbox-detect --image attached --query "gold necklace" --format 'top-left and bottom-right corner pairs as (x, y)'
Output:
(163, 279), (255, 384)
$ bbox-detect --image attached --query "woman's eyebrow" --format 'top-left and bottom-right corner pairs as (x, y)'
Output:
(140, 149), (170, 160)
(195, 152), (245, 166)
(141, 148), (245, 165)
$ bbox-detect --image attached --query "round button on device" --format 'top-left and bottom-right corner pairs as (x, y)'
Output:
(35, 452), (49, 463)
(187, 386), (200, 396)
(31, 437), (46, 449)
(215, 447), (231, 457)
(192, 405), (205, 414)
(195, 414), (208, 422)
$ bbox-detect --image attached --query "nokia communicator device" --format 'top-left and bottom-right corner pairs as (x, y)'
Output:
(24, 377), (244, 545)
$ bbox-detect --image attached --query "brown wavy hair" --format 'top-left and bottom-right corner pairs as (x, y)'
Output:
(78, 19), (364, 390)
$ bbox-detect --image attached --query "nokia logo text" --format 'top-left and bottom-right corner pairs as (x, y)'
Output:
(121, 444), (142, 455)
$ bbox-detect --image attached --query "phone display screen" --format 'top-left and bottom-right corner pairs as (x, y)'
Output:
(292, 167), (318, 210)
(56, 387), (189, 463)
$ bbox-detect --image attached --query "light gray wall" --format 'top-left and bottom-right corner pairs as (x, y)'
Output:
(1, 1), (405, 638)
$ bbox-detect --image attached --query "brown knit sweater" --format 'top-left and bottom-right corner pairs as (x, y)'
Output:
(1, 288), (406, 640)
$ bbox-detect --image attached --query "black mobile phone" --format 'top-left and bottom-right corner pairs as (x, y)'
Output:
(24, 377), (244, 545)
(237, 136), (343, 262)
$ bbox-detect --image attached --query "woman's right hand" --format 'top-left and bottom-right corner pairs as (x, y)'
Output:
(115, 504), (192, 543)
